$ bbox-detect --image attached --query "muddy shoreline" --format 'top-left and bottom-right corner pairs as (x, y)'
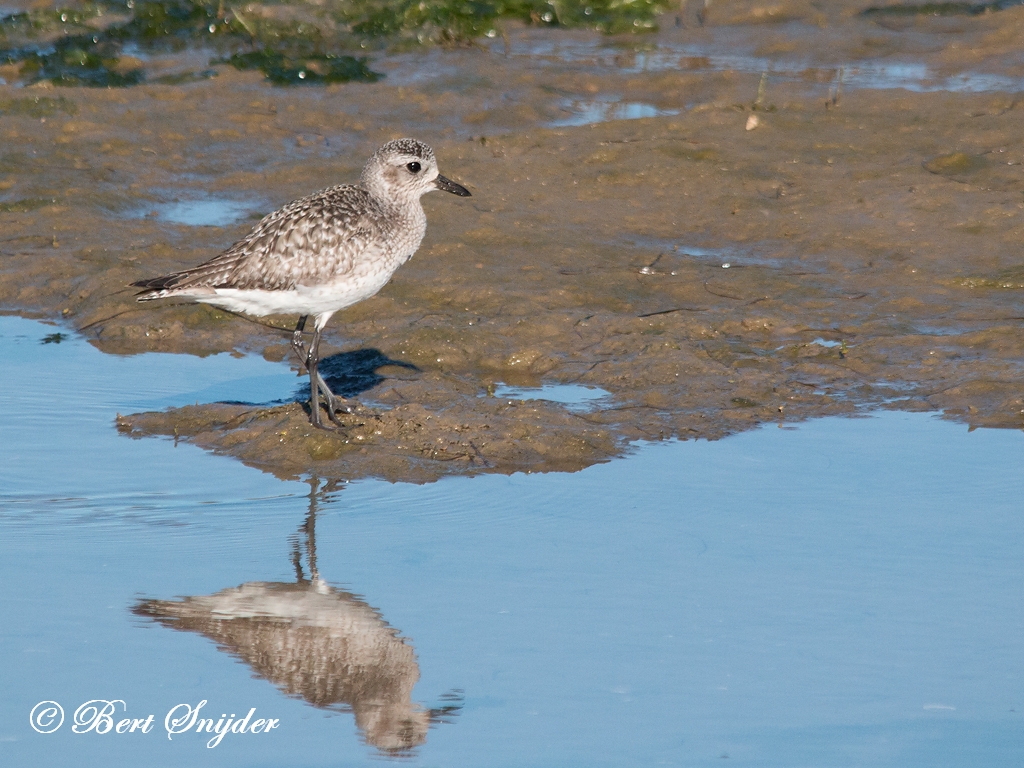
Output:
(4, 6), (1024, 481)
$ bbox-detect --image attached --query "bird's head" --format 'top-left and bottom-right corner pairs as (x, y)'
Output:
(361, 138), (471, 202)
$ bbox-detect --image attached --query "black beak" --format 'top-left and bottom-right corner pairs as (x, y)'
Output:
(435, 174), (471, 197)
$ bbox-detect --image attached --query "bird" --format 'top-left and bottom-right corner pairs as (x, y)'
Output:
(131, 138), (471, 429)
(133, 482), (461, 753)
(134, 580), (432, 751)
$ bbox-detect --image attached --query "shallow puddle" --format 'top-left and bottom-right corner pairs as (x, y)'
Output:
(550, 99), (679, 126)
(2, 316), (1022, 766)
(491, 382), (611, 408)
(132, 197), (261, 227)
(624, 51), (1024, 94)
(520, 37), (1024, 94)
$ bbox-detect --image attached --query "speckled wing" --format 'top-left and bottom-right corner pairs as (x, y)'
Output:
(133, 186), (385, 295)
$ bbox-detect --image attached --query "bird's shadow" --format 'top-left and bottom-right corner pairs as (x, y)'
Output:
(312, 348), (421, 399)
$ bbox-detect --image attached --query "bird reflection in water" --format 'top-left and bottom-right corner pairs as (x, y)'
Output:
(133, 478), (461, 755)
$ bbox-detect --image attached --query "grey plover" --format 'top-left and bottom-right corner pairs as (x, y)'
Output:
(132, 138), (470, 429)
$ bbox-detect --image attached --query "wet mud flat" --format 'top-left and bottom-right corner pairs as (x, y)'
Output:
(3, 2), (1024, 481)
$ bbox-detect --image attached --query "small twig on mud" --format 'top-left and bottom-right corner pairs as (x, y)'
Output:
(753, 71), (768, 111)
(976, 96), (1022, 118)
(222, 409), (262, 430)
(645, 253), (665, 271)
(826, 66), (844, 109)
(602, 404), (660, 412)
(467, 440), (490, 467)
(78, 307), (151, 331)
(408, 312), (450, 325)
(599, 136), (698, 146)
(575, 337), (613, 353)
(702, 281), (745, 300)
(637, 306), (708, 318)
(912, 383), (970, 398)
(566, 358), (612, 382)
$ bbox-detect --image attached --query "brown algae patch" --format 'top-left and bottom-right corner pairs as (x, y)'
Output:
(6, 10), (1024, 479)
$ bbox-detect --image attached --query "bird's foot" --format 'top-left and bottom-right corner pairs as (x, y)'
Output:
(316, 372), (354, 417)
(322, 401), (348, 430)
(307, 398), (344, 432)
(309, 414), (340, 432)
(309, 403), (350, 433)
(307, 379), (352, 431)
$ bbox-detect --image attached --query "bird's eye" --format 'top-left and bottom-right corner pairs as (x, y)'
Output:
(406, 161), (421, 174)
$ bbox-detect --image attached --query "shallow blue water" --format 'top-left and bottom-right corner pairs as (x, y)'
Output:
(491, 382), (611, 409)
(550, 99), (680, 127)
(517, 38), (1024, 95)
(1, 314), (1022, 766)
(129, 197), (261, 227)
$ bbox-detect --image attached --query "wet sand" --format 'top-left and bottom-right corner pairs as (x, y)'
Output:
(3, 3), (1024, 481)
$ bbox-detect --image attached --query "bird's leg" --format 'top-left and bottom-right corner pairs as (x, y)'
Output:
(306, 327), (352, 429)
(306, 323), (352, 422)
(306, 326), (329, 430)
(295, 316), (351, 427)
(313, 366), (352, 427)
(291, 315), (310, 366)
(293, 314), (325, 426)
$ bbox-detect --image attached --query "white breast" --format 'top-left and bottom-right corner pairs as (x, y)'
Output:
(196, 248), (403, 318)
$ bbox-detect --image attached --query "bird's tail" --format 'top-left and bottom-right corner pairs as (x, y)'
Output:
(130, 275), (178, 301)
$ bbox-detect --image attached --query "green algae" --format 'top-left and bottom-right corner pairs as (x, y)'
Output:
(0, 197), (60, 212)
(0, 0), (671, 87)
(0, 4), (111, 41)
(923, 152), (989, 177)
(0, 96), (78, 117)
(221, 50), (381, 85)
(15, 35), (144, 87)
(149, 67), (217, 84)
(958, 266), (1024, 290)
(347, 0), (667, 43)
